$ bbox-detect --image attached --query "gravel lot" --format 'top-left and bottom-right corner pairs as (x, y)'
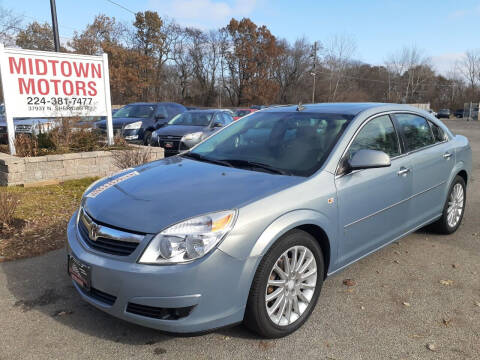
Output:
(0, 120), (479, 360)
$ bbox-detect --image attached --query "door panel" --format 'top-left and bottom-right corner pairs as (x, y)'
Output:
(335, 114), (412, 267)
(407, 142), (455, 226)
(336, 157), (412, 266)
(393, 114), (455, 227)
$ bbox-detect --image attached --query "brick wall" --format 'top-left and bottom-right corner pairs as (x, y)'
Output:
(0, 147), (164, 186)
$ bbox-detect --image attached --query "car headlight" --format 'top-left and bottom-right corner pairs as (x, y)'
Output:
(182, 132), (204, 141)
(139, 210), (237, 264)
(124, 121), (142, 130)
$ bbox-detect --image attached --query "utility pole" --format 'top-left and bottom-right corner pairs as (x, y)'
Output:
(311, 41), (318, 104)
(50, 0), (60, 52)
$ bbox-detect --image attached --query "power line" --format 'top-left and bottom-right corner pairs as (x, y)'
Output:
(105, 0), (136, 15)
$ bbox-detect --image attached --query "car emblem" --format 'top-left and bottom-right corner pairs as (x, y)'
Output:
(89, 223), (100, 241)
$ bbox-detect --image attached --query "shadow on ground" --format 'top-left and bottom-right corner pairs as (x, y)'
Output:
(0, 247), (255, 345)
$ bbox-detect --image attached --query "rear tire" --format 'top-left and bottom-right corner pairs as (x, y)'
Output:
(244, 230), (324, 338)
(432, 175), (466, 234)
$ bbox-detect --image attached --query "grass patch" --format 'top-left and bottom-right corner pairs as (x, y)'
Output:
(0, 177), (97, 261)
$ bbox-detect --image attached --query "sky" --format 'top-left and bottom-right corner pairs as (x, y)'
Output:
(2, 0), (479, 75)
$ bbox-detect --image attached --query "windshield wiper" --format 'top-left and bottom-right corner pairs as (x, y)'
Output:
(218, 159), (292, 176)
(181, 153), (233, 167)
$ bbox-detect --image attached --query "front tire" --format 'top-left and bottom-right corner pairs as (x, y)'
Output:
(244, 230), (324, 338)
(143, 130), (152, 146)
(432, 175), (466, 234)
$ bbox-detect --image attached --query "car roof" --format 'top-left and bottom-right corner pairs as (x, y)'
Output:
(260, 103), (392, 115)
(262, 102), (441, 117)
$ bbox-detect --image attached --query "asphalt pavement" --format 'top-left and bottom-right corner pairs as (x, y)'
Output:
(0, 119), (479, 360)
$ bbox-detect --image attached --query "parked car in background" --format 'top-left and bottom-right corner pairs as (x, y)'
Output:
(454, 109), (464, 118)
(233, 108), (258, 120)
(95, 102), (187, 145)
(151, 109), (233, 156)
(0, 104), (58, 143)
(67, 103), (470, 338)
(437, 109), (451, 119)
(427, 109), (437, 118)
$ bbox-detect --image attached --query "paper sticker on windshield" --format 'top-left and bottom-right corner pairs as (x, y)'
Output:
(86, 171), (139, 198)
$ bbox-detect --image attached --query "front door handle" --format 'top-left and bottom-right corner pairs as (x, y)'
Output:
(397, 167), (410, 176)
(443, 152), (453, 160)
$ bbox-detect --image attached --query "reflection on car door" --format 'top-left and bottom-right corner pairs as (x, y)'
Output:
(335, 114), (413, 267)
(393, 114), (455, 227)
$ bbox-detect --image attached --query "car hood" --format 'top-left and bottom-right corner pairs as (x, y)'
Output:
(154, 125), (207, 136)
(83, 157), (304, 234)
(96, 117), (144, 128)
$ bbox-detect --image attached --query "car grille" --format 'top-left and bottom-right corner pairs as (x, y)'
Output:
(126, 302), (195, 320)
(79, 286), (117, 306)
(158, 135), (182, 155)
(77, 209), (143, 256)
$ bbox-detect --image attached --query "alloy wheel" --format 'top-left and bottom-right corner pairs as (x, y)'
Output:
(447, 183), (464, 228)
(265, 246), (317, 326)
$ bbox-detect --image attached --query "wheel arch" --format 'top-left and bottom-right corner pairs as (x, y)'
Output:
(295, 224), (331, 279)
(247, 210), (335, 279)
(457, 169), (468, 185)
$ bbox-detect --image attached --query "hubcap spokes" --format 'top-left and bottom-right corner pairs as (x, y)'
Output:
(265, 246), (317, 326)
(447, 183), (464, 228)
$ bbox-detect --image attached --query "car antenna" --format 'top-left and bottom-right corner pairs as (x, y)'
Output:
(297, 102), (305, 111)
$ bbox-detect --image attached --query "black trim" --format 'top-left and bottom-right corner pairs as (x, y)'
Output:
(126, 302), (195, 320)
(79, 286), (117, 306)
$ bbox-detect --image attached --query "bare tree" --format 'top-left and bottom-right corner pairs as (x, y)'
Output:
(455, 49), (480, 100)
(385, 46), (433, 103)
(322, 34), (357, 101)
(0, 6), (23, 46)
(274, 37), (312, 103)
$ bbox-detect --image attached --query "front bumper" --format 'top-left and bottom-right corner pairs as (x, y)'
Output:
(66, 213), (258, 333)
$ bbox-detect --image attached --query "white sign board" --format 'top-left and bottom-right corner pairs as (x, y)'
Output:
(0, 45), (114, 155)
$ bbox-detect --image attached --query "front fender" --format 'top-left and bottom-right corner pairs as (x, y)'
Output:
(218, 209), (336, 277)
(249, 209), (335, 260)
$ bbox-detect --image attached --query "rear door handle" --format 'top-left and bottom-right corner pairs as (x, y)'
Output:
(443, 152), (453, 159)
(397, 167), (410, 176)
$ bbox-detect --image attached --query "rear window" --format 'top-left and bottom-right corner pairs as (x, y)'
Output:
(113, 104), (155, 118)
(169, 112), (213, 126)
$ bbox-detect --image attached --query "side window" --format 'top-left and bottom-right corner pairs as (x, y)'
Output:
(395, 114), (435, 151)
(166, 104), (182, 117)
(214, 114), (224, 125)
(155, 105), (168, 118)
(222, 113), (232, 124)
(347, 115), (401, 159)
(429, 120), (447, 142)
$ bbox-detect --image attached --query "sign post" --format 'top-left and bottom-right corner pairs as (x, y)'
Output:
(0, 45), (16, 155)
(0, 45), (113, 155)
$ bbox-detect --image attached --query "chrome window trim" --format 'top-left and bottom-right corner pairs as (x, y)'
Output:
(335, 110), (450, 178)
(79, 208), (144, 244)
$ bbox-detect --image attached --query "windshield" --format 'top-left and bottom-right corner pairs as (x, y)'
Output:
(113, 104), (155, 118)
(189, 111), (352, 176)
(169, 112), (213, 126)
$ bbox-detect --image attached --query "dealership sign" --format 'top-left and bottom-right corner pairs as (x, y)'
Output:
(0, 45), (114, 154)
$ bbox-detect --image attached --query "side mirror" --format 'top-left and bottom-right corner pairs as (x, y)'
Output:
(348, 149), (391, 170)
(213, 122), (223, 128)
